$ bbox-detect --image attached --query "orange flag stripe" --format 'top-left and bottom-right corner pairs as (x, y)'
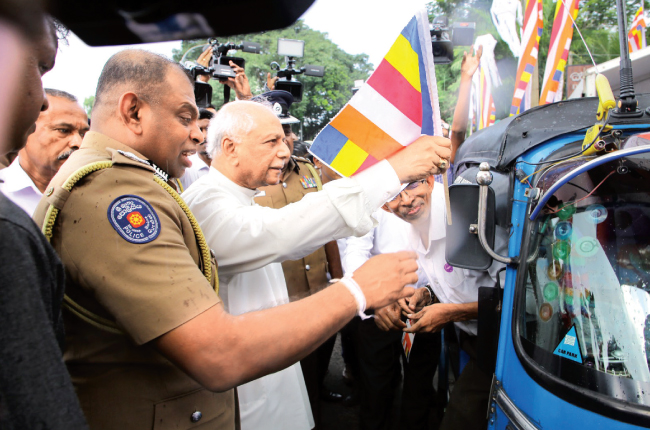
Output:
(330, 105), (404, 160)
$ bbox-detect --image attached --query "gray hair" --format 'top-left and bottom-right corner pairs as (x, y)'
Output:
(45, 88), (77, 103)
(207, 100), (274, 157)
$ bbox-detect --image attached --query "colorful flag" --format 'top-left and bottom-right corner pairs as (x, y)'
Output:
(402, 319), (415, 361)
(540, 0), (580, 105)
(628, 5), (646, 52)
(478, 66), (497, 129)
(510, 0), (543, 115)
(471, 34), (500, 131)
(309, 9), (441, 177)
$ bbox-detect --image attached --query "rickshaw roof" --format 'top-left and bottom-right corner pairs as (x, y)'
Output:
(453, 93), (650, 175)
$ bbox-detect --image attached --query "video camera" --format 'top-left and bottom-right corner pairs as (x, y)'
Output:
(430, 16), (475, 65)
(183, 38), (262, 107)
(270, 38), (324, 102)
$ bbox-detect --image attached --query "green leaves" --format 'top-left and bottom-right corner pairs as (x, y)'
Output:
(172, 20), (371, 140)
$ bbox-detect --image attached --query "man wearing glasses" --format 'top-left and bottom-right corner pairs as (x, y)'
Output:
(376, 175), (503, 430)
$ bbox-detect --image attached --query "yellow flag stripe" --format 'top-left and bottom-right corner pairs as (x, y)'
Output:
(331, 140), (368, 177)
(384, 34), (420, 91)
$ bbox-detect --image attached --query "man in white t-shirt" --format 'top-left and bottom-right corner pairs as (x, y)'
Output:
(379, 175), (502, 430)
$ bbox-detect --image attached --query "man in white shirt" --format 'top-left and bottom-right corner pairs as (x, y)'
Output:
(380, 175), (502, 430)
(0, 89), (88, 215)
(182, 100), (451, 430)
(345, 207), (441, 430)
(177, 108), (213, 192)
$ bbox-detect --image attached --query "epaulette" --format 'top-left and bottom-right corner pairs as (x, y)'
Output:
(117, 150), (169, 182)
(292, 155), (314, 166)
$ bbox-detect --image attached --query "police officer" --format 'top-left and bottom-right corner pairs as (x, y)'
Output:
(33, 49), (428, 430)
(253, 91), (342, 425)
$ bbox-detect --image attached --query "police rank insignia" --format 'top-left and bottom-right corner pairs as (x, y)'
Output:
(107, 195), (161, 244)
(300, 176), (318, 189)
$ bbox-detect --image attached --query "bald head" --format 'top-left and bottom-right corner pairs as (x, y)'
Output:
(208, 100), (289, 190)
(94, 49), (192, 113)
(207, 101), (277, 157)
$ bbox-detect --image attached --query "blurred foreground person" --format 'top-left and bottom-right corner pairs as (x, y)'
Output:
(33, 49), (424, 430)
(0, 88), (88, 215)
(0, 8), (88, 430)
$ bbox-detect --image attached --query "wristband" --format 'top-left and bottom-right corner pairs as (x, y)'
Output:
(340, 275), (371, 320)
(423, 284), (435, 306)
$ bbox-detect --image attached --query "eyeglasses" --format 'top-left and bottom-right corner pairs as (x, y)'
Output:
(388, 180), (425, 203)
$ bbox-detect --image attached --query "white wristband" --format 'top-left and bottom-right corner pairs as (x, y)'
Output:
(340, 275), (371, 320)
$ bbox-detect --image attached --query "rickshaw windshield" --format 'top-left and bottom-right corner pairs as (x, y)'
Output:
(519, 150), (650, 407)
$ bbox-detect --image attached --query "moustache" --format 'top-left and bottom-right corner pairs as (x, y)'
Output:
(57, 148), (77, 161)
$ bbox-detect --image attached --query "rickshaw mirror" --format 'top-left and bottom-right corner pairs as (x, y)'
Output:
(445, 184), (495, 270)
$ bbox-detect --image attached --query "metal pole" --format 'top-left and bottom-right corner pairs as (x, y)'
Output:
(616, 0), (637, 112)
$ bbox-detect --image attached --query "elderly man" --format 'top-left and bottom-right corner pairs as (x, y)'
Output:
(377, 175), (503, 430)
(34, 49), (423, 430)
(0, 88), (88, 215)
(182, 100), (451, 429)
(0, 11), (88, 430)
(254, 91), (343, 423)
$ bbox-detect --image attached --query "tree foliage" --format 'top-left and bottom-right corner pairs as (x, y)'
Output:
(537, 0), (648, 94)
(83, 95), (95, 118)
(172, 20), (372, 140)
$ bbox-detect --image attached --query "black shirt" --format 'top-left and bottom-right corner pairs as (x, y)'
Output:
(0, 193), (87, 429)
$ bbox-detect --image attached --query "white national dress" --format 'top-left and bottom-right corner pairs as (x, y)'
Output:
(182, 162), (400, 430)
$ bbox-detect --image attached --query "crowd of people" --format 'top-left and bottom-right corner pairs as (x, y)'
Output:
(0, 4), (502, 430)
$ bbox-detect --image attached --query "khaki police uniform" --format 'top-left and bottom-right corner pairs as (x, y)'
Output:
(33, 132), (237, 430)
(254, 156), (328, 299)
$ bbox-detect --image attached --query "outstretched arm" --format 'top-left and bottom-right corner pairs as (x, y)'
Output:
(450, 45), (482, 163)
(154, 251), (419, 391)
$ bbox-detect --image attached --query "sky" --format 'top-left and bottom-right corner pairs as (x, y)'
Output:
(42, 0), (432, 103)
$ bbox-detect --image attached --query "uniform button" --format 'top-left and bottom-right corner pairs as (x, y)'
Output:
(190, 411), (202, 423)
(305, 265), (311, 271)
(45, 187), (54, 196)
(282, 182), (287, 188)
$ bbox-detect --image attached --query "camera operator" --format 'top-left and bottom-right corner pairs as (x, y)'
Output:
(195, 45), (253, 100)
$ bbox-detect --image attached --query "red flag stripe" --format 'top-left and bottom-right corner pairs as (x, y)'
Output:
(367, 59), (423, 127)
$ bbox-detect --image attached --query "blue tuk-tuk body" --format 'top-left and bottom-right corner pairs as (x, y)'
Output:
(451, 94), (650, 429)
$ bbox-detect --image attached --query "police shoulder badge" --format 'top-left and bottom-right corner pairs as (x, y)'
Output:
(107, 195), (161, 244)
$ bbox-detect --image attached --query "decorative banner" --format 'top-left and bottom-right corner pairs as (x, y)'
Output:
(490, 0), (524, 58)
(510, 0), (543, 116)
(309, 8), (441, 177)
(540, 0), (580, 105)
(628, 5), (646, 53)
(471, 34), (500, 130)
(478, 67), (497, 129)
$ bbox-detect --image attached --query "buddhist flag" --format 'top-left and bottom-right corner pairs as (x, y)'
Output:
(309, 9), (441, 177)
(540, 0), (580, 105)
(511, 0), (543, 115)
(628, 5), (646, 52)
(402, 320), (415, 361)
